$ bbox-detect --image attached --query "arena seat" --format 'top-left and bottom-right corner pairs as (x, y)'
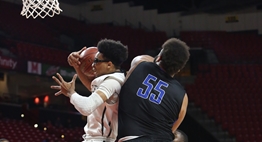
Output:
(186, 63), (262, 140)
(180, 31), (262, 63)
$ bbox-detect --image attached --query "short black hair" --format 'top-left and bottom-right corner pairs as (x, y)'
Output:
(160, 38), (190, 74)
(97, 39), (128, 69)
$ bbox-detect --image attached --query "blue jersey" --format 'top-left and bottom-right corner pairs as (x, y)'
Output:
(117, 62), (186, 141)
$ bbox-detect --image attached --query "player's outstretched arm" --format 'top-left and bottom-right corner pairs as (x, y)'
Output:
(50, 73), (77, 97)
(50, 73), (106, 116)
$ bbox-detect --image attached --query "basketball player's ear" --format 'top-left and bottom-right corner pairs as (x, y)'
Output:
(107, 61), (113, 68)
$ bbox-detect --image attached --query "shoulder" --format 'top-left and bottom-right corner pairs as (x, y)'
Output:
(108, 72), (125, 82)
(101, 72), (126, 85)
(93, 74), (107, 82)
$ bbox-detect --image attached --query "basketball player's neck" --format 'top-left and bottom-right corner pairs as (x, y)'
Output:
(107, 67), (120, 74)
(157, 62), (175, 78)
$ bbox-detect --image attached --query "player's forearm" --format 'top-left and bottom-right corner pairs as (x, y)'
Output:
(73, 66), (92, 91)
(172, 120), (181, 133)
(70, 92), (103, 116)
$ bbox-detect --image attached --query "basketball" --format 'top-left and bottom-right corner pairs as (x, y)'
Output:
(79, 47), (98, 77)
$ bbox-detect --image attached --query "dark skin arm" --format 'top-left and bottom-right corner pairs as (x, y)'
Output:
(67, 47), (94, 91)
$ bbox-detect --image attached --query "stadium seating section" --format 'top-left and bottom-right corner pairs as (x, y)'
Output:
(0, 1), (261, 142)
(180, 31), (262, 63)
(0, 118), (83, 142)
(181, 32), (262, 142)
(0, 1), (167, 69)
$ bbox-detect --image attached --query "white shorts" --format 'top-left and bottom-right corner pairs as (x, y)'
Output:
(82, 135), (115, 142)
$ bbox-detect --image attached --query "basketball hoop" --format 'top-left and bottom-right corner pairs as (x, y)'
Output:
(21, 0), (63, 19)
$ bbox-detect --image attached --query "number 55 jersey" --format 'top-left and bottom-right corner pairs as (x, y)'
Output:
(117, 61), (186, 141)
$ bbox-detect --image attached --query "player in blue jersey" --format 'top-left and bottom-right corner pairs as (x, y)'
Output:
(117, 38), (190, 142)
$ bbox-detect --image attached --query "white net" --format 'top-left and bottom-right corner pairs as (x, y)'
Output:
(21, 0), (63, 19)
